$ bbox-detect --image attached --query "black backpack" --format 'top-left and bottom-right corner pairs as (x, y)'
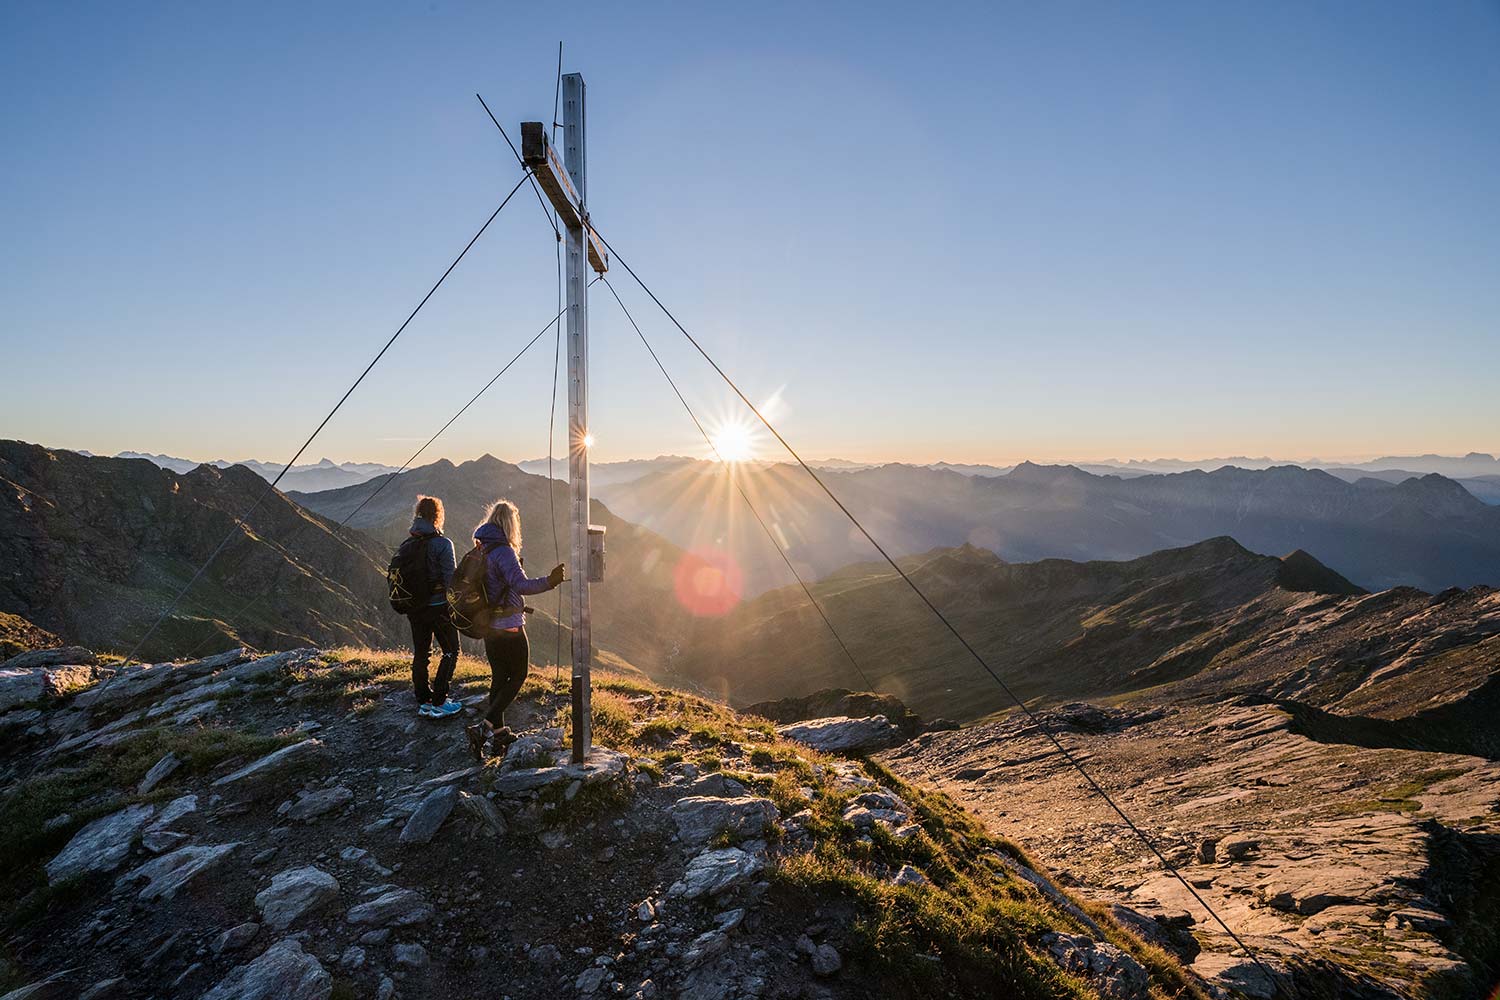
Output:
(387, 535), (437, 615)
(449, 542), (525, 639)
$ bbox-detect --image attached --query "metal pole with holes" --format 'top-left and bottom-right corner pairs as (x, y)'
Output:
(562, 73), (592, 763)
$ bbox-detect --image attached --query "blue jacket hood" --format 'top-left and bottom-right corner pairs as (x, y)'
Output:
(410, 517), (439, 536)
(474, 522), (509, 546)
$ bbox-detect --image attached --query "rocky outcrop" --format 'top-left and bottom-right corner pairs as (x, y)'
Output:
(777, 715), (904, 754)
(0, 645), (1212, 1000)
(889, 697), (1498, 998)
(1042, 932), (1150, 1000)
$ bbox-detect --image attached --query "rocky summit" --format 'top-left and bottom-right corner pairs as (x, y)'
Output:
(0, 644), (1211, 1000)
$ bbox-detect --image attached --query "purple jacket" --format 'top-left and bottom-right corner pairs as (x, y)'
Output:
(473, 522), (551, 631)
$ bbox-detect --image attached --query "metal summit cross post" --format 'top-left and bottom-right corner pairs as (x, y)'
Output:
(521, 72), (608, 763)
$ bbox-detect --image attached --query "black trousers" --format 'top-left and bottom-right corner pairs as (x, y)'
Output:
(409, 604), (459, 706)
(481, 629), (529, 728)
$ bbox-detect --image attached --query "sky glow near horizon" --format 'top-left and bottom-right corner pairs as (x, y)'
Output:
(3, 1), (1498, 467)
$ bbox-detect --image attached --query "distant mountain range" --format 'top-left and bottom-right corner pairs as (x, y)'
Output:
(109, 453), (399, 492)
(670, 535), (1499, 725)
(595, 460), (1500, 595)
(1, 440), (404, 660)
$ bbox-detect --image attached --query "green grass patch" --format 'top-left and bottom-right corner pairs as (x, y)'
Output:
(1338, 767), (1470, 815)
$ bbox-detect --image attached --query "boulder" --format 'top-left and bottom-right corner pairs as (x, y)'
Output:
(399, 785), (457, 844)
(777, 715), (904, 754)
(199, 938), (331, 1000)
(1219, 835), (1260, 861)
(346, 888), (434, 928)
(668, 796), (779, 847)
(1041, 932), (1150, 1000)
(255, 866), (341, 929)
(118, 842), (240, 901)
(46, 803), (156, 883)
(503, 731), (563, 770)
(811, 943), (842, 976)
(667, 847), (766, 900)
(212, 739), (322, 788)
(285, 786), (353, 822)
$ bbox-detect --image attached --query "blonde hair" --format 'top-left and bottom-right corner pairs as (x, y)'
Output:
(414, 495), (444, 531)
(479, 499), (521, 551)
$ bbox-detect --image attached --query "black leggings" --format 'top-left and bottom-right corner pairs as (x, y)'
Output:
(482, 629), (529, 728)
(409, 605), (459, 705)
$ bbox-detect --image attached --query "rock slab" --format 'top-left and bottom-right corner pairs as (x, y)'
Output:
(399, 785), (457, 844)
(668, 848), (766, 900)
(346, 888), (434, 928)
(119, 842), (240, 901)
(668, 796), (779, 847)
(46, 803), (156, 883)
(199, 938), (331, 1000)
(255, 866), (341, 929)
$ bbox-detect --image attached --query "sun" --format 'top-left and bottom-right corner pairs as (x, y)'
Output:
(709, 419), (757, 463)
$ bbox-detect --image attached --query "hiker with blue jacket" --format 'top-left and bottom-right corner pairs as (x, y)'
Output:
(402, 496), (461, 718)
(464, 499), (565, 759)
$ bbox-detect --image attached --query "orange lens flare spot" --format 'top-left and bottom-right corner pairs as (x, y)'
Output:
(672, 548), (743, 617)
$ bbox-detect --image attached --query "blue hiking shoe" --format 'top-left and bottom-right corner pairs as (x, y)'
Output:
(433, 697), (463, 717)
(418, 702), (437, 718)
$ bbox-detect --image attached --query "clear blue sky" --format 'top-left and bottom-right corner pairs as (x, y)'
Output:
(4, 1), (1498, 467)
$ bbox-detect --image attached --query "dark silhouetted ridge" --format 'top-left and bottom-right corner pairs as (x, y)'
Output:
(1277, 549), (1366, 595)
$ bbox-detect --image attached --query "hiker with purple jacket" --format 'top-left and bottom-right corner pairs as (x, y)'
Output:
(464, 499), (564, 759)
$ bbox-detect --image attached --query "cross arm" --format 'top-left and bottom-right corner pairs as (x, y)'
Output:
(521, 122), (608, 273)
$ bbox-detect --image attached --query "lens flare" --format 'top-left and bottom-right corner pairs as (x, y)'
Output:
(672, 548), (743, 617)
(708, 418), (757, 463)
